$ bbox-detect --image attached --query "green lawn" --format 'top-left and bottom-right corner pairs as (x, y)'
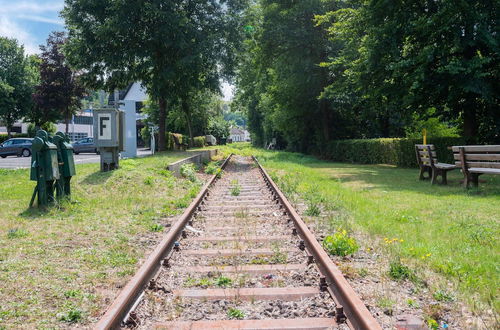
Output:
(0, 151), (199, 328)
(216, 143), (500, 315)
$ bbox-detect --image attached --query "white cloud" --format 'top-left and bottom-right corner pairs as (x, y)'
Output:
(16, 14), (63, 25)
(0, 1), (63, 14)
(0, 16), (39, 54)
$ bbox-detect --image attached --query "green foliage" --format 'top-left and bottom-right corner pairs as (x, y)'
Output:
(326, 137), (468, 167)
(7, 228), (29, 239)
(405, 109), (460, 139)
(193, 136), (205, 148)
(180, 163), (200, 184)
(207, 115), (231, 141)
(433, 290), (454, 302)
(230, 184), (241, 196)
(204, 162), (220, 175)
(27, 122), (56, 137)
(305, 202), (321, 216)
(389, 260), (412, 281)
(215, 276), (232, 288)
(227, 308), (245, 320)
(322, 229), (359, 257)
(59, 308), (82, 323)
(0, 37), (37, 134)
(0, 134), (29, 144)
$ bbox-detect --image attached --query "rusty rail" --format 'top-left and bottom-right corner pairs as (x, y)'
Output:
(95, 154), (232, 330)
(254, 156), (381, 330)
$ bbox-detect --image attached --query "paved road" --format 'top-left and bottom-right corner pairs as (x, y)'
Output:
(0, 149), (153, 169)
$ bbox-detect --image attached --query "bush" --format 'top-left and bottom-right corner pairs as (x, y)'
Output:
(322, 229), (359, 257)
(166, 132), (185, 150)
(325, 136), (469, 167)
(27, 123), (56, 137)
(180, 163), (200, 183)
(193, 136), (205, 148)
(0, 133), (29, 143)
(389, 260), (412, 280)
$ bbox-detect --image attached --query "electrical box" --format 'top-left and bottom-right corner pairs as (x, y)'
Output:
(93, 109), (125, 172)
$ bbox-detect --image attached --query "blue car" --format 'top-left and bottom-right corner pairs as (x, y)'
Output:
(73, 137), (98, 154)
(0, 138), (34, 158)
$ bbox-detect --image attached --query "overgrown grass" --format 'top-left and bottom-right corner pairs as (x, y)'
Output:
(0, 151), (195, 327)
(214, 143), (500, 315)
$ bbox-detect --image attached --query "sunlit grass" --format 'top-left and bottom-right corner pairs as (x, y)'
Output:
(217, 143), (500, 314)
(0, 151), (195, 327)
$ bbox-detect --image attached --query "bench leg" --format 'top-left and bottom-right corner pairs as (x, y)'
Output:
(431, 168), (438, 185)
(441, 170), (448, 185)
(471, 173), (480, 187)
(419, 167), (431, 180)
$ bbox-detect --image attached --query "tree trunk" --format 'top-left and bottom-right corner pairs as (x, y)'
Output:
(463, 103), (478, 139)
(182, 98), (194, 148)
(65, 109), (70, 134)
(6, 125), (11, 138)
(158, 96), (167, 151)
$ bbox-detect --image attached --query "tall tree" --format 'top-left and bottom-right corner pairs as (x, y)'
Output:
(30, 32), (85, 132)
(0, 37), (36, 137)
(63, 0), (247, 150)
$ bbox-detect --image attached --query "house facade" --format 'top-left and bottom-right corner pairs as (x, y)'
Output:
(229, 127), (251, 142)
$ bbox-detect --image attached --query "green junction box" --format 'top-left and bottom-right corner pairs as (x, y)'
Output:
(29, 130), (76, 207)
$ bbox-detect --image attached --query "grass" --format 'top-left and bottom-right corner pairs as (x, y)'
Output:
(212, 143), (500, 316)
(0, 151), (196, 327)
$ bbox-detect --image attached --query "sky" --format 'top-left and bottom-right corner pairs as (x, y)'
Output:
(0, 0), (234, 101)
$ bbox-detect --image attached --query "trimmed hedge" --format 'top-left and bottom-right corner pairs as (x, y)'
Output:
(193, 136), (205, 148)
(0, 134), (29, 144)
(326, 137), (469, 168)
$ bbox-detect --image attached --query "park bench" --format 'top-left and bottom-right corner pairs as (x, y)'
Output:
(452, 145), (500, 188)
(415, 144), (457, 185)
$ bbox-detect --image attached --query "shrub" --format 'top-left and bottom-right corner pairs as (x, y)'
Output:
(0, 133), (29, 143)
(389, 260), (412, 280)
(180, 163), (199, 183)
(227, 308), (245, 319)
(325, 136), (469, 167)
(27, 122), (56, 137)
(205, 161), (219, 175)
(193, 136), (205, 148)
(323, 229), (359, 256)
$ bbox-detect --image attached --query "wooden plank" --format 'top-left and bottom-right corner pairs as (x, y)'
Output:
(154, 318), (337, 329)
(469, 168), (500, 174)
(453, 154), (500, 161)
(455, 162), (500, 169)
(452, 145), (500, 152)
(415, 144), (436, 150)
(173, 287), (319, 301)
(418, 151), (437, 157)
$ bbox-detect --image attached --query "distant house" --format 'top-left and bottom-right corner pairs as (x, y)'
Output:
(229, 127), (251, 142)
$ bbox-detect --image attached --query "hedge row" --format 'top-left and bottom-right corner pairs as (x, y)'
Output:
(0, 134), (29, 144)
(165, 132), (206, 150)
(325, 137), (469, 168)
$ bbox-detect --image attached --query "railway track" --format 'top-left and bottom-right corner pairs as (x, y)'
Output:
(96, 155), (381, 329)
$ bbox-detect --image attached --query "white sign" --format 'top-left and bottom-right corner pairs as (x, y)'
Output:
(98, 113), (111, 140)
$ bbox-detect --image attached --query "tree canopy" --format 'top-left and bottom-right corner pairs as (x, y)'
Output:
(235, 0), (499, 152)
(63, 0), (248, 150)
(0, 37), (37, 136)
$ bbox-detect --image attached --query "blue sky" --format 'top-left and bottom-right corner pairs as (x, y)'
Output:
(0, 0), (234, 100)
(0, 0), (65, 54)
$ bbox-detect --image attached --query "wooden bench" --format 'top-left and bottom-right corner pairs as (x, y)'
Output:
(452, 145), (500, 188)
(415, 144), (457, 185)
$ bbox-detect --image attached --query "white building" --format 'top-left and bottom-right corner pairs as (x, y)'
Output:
(229, 127), (251, 142)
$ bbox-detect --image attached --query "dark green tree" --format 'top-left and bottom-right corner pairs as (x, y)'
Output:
(63, 0), (248, 150)
(0, 37), (36, 137)
(30, 32), (85, 132)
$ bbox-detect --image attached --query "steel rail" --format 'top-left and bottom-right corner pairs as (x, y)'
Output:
(254, 156), (382, 330)
(95, 154), (233, 330)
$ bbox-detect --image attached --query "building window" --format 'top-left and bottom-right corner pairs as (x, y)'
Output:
(68, 132), (88, 142)
(73, 116), (93, 125)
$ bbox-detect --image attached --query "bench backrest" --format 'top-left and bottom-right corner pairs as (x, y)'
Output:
(415, 144), (437, 167)
(452, 145), (500, 169)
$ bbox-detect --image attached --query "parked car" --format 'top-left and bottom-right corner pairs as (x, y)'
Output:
(0, 138), (33, 158)
(73, 137), (98, 154)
